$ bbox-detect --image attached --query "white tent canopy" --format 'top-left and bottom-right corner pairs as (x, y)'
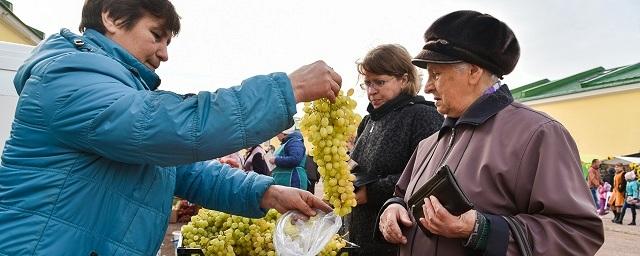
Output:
(602, 156), (640, 165)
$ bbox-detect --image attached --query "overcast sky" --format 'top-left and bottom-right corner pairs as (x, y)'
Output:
(12, 0), (640, 115)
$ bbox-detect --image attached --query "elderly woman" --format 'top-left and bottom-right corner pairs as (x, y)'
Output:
(348, 44), (443, 256)
(0, 0), (338, 254)
(378, 11), (603, 255)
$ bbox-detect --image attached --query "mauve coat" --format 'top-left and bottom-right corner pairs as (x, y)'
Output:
(388, 86), (604, 255)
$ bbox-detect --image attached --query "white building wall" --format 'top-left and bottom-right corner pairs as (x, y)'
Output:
(0, 41), (33, 151)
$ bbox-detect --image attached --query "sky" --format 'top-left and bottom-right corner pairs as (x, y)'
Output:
(12, 0), (640, 116)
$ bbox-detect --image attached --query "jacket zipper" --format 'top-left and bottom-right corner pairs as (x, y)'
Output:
(410, 127), (457, 256)
(437, 128), (457, 167)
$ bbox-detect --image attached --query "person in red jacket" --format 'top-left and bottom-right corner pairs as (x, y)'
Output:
(587, 159), (603, 209)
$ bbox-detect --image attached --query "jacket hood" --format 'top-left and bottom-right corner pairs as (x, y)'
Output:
(13, 31), (71, 95)
(14, 28), (160, 95)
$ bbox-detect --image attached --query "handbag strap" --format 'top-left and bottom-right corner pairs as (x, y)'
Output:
(502, 216), (533, 256)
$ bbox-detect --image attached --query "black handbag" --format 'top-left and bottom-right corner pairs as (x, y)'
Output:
(408, 165), (474, 236)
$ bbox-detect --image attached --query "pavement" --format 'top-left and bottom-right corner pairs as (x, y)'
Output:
(596, 209), (640, 256)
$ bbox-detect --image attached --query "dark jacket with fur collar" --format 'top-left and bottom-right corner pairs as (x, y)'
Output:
(348, 94), (443, 255)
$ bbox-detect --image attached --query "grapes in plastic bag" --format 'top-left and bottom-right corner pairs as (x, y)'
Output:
(274, 209), (342, 256)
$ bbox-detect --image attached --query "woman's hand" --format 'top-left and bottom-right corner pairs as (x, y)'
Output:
(418, 196), (476, 239)
(289, 61), (342, 103)
(260, 185), (332, 217)
(379, 203), (413, 244)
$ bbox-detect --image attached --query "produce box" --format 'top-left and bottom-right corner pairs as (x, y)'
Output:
(174, 231), (359, 256)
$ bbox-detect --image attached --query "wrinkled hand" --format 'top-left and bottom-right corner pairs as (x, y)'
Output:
(418, 196), (476, 239)
(260, 185), (332, 217)
(288, 60), (342, 103)
(268, 158), (275, 164)
(379, 204), (413, 244)
(355, 186), (368, 205)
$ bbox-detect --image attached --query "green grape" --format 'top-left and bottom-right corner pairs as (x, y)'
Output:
(299, 89), (361, 216)
(182, 90), (360, 254)
(180, 208), (348, 255)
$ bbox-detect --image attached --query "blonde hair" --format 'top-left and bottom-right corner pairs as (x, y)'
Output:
(357, 44), (421, 96)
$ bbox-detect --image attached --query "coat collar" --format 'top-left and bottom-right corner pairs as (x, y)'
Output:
(366, 94), (431, 121)
(438, 85), (513, 137)
(63, 28), (161, 90)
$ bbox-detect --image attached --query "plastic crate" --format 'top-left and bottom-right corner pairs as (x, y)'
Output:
(174, 231), (204, 256)
(176, 247), (204, 256)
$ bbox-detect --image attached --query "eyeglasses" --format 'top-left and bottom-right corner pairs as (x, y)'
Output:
(359, 73), (408, 90)
(359, 79), (391, 90)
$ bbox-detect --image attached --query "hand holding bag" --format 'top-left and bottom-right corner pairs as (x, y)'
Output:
(408, 165), (474, 236)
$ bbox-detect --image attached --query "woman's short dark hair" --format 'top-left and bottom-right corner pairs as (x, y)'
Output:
(79, 0), (181, 36)
(357, 44), (421, 96)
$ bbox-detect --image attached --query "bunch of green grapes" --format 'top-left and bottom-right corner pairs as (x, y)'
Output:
(318, 234), (349, 256)
(299, 89), (361, 216)
(180, 209), (347, 256)
(181, 209), (277, 256)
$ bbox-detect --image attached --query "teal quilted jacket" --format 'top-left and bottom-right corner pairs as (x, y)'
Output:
(0, 28), (296, 255)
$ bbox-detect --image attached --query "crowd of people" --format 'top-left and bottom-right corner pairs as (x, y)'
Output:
(217, 128), (321, 194)
(588, 160), (640, 225)
(0, 0), (608, 255)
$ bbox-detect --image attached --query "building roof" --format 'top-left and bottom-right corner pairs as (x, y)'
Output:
(513, 62), (640, 102)
(0, 0), (44, 43)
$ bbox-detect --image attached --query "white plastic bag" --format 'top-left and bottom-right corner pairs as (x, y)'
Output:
(274, 209), (342, 256)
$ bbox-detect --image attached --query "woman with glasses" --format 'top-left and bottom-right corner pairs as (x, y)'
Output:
(347, 44), (443, 255)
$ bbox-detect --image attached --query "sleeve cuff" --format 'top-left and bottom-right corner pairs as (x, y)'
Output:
(270, 72), (297, 118)
(373, 197), (407, 241)
(481, 213), (510, 256)
(253, 174), (276, 216)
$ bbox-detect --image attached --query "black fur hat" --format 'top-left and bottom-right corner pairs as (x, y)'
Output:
(412, 10), (520, 78)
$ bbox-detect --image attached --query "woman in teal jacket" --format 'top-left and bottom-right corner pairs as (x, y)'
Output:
(0, 0), (339, 255)
(271, 130), (308, 190)
(619, 171), (639, 225)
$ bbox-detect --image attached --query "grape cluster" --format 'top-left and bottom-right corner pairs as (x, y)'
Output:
(180, 209), (347, 256)
(299, 89), (361, 216)
(319, 235), (349, 256)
